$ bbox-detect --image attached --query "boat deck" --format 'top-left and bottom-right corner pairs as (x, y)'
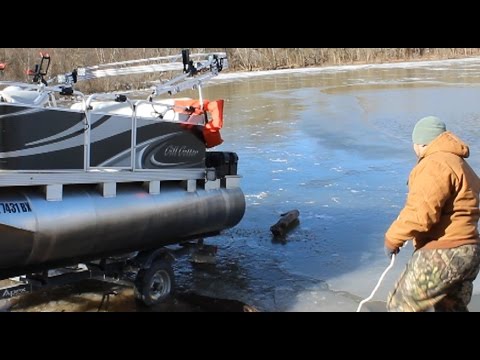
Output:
(0, 168), (241, 201)
(0, 168), (205, 187)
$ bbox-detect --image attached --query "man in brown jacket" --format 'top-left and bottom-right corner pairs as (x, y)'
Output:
(385, 116), (480, 312)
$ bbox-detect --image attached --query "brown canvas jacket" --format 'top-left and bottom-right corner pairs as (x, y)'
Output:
(385, 131), (480, 251)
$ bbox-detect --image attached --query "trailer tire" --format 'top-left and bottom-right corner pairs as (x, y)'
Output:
(135, 259), (174, 306)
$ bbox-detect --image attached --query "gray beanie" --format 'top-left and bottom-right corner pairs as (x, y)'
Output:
(412, 116), (446, 145)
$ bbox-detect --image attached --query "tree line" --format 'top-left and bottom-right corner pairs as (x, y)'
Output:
(1, 48), (479, 92)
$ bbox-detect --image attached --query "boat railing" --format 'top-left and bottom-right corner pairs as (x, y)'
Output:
(0, 50), (227, 173)
(0, 82), (200, 173)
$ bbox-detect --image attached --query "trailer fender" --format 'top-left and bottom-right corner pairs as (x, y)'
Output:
(135, 248), (175, 270)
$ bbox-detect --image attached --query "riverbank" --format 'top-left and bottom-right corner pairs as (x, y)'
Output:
(2, 48), (480, 93)
(214, 56), (480, 82)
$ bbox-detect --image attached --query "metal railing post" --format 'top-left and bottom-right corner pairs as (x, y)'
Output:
(84, 95), (93, 171)
(131, 102), (138, 171)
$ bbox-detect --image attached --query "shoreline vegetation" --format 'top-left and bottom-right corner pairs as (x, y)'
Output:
(1, 48), (480, 93)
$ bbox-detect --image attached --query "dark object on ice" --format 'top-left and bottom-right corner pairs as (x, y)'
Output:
(176, 291), (259, 312)
(270, 210), (300, 238)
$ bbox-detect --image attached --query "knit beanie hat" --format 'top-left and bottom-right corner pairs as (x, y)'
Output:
(412, 116), (446, 145)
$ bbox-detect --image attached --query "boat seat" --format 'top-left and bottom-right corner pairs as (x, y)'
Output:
(0, 86), (50, 106)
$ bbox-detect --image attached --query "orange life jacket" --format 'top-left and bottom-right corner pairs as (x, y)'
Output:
(173, 99), (224, 148)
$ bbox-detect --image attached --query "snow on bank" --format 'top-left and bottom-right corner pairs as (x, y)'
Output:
(213, 57), (480, 82)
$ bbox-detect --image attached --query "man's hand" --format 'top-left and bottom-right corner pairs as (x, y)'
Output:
(384, 245), (400, 259)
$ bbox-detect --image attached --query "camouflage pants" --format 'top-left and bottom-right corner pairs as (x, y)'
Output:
(387, 244), (480, 312)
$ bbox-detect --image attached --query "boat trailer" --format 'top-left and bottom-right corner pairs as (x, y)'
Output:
(0, 238), (219, 308)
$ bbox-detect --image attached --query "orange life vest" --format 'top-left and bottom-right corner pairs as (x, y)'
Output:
(173, 99), (224, 148)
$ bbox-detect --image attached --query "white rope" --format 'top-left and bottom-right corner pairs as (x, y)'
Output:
(356, 254), (396, 312)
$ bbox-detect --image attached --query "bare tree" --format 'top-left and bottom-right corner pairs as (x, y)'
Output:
(2, 48), (479, 92)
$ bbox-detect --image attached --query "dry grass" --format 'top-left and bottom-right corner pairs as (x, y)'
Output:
(2, 48), (479, 93)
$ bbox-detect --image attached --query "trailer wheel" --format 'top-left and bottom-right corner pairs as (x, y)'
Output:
(135, 259), (174, 306)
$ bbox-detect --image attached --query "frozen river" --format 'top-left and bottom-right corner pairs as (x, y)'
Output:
(177, 57), (480, 311)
